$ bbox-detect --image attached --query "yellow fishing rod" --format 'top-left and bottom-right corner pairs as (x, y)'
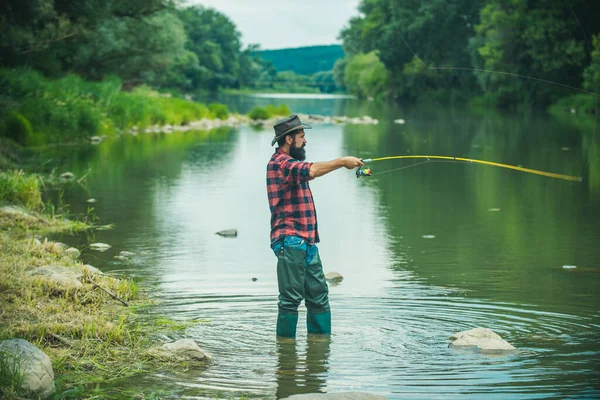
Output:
(355, 155), (583, 182)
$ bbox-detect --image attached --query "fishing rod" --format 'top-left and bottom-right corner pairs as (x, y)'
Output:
(355, 155), (583, 182)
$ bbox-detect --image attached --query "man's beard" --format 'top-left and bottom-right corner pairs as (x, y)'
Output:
(290, 143), (306, 161)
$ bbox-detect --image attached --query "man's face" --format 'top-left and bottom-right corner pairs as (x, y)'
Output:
(289, 130), (307, 161)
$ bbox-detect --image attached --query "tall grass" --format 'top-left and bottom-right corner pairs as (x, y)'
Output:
(0, 68), (228, 144)
(0, 170), (43, 210)
(0, 350), (26, 398)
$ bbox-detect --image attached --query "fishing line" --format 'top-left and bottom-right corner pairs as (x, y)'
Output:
(387, 3), (598, 179)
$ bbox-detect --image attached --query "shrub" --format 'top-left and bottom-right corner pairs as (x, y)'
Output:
(1, 111), (36, 146)
(248, 106), (271, 120)
(209, 103), (229, 120)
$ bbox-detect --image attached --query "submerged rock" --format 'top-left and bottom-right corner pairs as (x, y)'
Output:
(449, 327), (516, 351)
(394, 119), (406, 124)
(325, 272), (343, 283)
(216, 229), (238, 237)
(64, 247), (81, 258)
(151, 339), (212, 364)
(119, 251), (136, 257)
(281, 393), (387, 400)
(0, 339), (55, 399)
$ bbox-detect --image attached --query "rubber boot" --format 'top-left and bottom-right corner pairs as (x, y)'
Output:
(276, 313), (298, 338)
(307, 311), (331, 335)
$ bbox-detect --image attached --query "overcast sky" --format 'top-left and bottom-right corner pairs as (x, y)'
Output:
(189, 0), (361, 50)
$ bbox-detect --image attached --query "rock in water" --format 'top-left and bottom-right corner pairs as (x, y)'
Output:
(151, 339), (212, 364)
(90, 243), (111, 251)
(0, 339), (55, 399)
(325, 272), (343, 283)
(216, 229), (238, 237)
(449, 327), (516, 351)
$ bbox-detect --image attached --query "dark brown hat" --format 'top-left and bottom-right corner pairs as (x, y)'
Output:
(271, 115), (312, 146)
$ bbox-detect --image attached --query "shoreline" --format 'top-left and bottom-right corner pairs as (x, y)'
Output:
(0, 205), (209, 399)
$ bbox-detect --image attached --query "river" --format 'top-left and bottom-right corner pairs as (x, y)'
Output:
(48, 94), (600, 399)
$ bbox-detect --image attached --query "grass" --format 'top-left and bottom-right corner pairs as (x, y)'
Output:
(0, 68), (230, 145)
(248, 104), (292, 120)
(0, 230), (207, 399)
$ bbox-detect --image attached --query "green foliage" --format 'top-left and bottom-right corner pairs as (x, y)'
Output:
(344, 52), (389, 99)
(583, 34), (600, 92)
(248, 104), (291, 120)
(248, 107), (271, 121)
(0, 349), (26, 398)
(0, 68), (225, 144)
(1, 111), (36, 146)
(209, 103), (229, 120)
(259, 45), (345, 75)
(0, 170), (43, 210)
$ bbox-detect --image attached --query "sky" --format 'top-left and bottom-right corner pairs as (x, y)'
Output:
(189, 0), (361, 50)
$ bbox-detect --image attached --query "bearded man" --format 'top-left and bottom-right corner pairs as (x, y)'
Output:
(266, 114), (363, 338)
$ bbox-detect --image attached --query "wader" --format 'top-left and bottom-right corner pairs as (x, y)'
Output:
(273, 236), (331, 338)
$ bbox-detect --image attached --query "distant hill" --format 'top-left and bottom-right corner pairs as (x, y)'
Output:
(259, 45), (345, 75)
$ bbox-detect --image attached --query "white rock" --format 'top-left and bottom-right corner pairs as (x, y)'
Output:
(119, 251), (136, 257)
(449, 327), (516, 351)
(0, 339), (55, 399)
(394, 119), (406, 124)
(562, 265), (577, 269)
(422, 235), (435, 239)
(60, 172), (74, 180)
(325, 272), (343, 283)
(87, 198), (96, 203)
(90, 243), (111, 251)
(216, 229), (237, 237)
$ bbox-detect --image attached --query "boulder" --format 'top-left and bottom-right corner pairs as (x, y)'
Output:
(216, 229), (238, 237)
(325, 272), (343, 283)
(83, 264), (103, 275)
(280, 393), (386, 400)
(449, 327), (516, 351)
(64, 247), (81, 258)
(28, 265), (83, 288)
(151, 339), (212, 364)
(0, 339), (55, 399)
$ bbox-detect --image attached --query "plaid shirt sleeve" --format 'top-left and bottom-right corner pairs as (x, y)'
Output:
(279, 158), (314, 185)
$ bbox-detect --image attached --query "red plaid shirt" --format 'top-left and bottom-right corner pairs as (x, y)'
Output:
(267, 148), (319, 246)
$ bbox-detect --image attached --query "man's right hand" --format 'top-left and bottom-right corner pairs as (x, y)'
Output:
(340, 156), (364, 169)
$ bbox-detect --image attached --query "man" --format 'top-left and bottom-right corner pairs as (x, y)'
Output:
(266, 114), (363, 338)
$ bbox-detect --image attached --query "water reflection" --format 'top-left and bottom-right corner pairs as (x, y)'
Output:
(276, 336), (331, 399)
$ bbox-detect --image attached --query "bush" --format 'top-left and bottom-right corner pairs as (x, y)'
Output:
(248, 106), (271, 120)
(1, 111), (38, 146)
(209, 103), (229, 120)
(0, 170), (43, 210)
(265, 104), (291, 117)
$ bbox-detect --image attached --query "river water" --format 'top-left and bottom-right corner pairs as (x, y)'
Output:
(49, 94), (599, 399)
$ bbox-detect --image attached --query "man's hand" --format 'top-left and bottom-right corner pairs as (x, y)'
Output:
(341, 156), (364, 169)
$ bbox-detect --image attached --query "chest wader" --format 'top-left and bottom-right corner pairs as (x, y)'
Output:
(274, 236), (331, 338)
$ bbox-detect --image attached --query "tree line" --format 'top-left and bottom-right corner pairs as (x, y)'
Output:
(335, 0), (600, 109)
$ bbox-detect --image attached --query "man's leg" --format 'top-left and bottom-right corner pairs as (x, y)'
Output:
(276, 238), (307, 338)
(304, 246), (331, 334)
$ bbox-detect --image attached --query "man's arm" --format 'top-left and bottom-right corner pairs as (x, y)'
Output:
(309, 156), (364, 178)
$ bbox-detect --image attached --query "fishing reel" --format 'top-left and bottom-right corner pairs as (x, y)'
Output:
(355, 159), (372, 178)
